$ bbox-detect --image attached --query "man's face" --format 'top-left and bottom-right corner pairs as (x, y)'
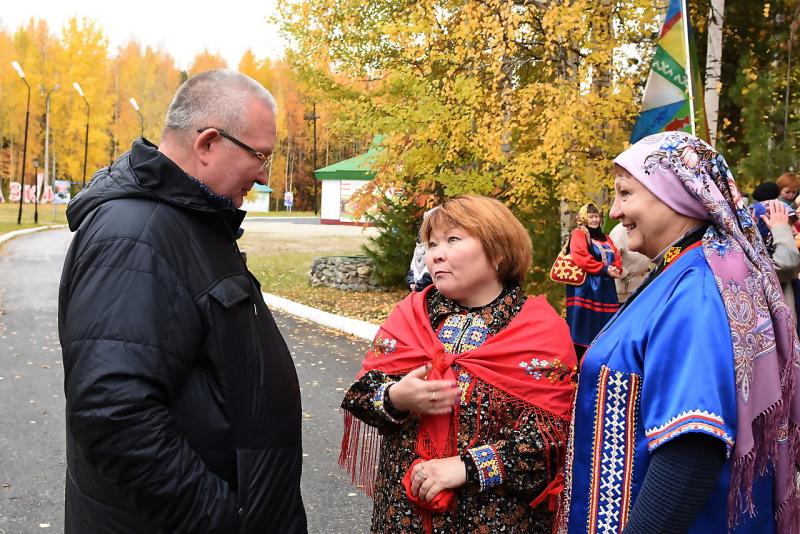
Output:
(198, 98), (276, 208)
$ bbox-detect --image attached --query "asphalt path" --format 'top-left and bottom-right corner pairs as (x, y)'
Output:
(245, 216), (321, 224)
(0, 228), (372, 533)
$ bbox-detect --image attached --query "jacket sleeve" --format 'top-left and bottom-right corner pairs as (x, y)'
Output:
(61, 237), (239, 533)
(341, 370), (412, 430)
(569, 229), (605, 274)
(770, 224), (800, 283)
(461, 409), (567, 497)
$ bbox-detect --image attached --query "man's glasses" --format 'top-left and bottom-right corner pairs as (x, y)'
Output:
(196, 127), (272, 172)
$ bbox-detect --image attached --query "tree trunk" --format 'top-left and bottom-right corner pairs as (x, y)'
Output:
(704, 0), (725, 147)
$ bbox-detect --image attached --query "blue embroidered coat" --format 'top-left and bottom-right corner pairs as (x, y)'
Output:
(562, 246), (776, 533)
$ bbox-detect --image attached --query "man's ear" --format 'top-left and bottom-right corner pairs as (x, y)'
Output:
(193, 129), (218, 166)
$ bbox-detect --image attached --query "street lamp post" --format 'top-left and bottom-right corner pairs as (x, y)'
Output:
(32, 158), (39, 224)
(129, 97), (143, 138)
(73, 82), (90, 188)
(41, 83), (60, 199)
(303, 102), (319, 215)
(11, 61), (31, 225)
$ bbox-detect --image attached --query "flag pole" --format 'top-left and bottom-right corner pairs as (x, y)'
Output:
(680, 0), (696, 136)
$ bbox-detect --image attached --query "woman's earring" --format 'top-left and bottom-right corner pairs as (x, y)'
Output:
(493, 264), (499, 271)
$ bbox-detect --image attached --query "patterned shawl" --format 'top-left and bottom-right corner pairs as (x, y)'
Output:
(614, 131), (800, 531)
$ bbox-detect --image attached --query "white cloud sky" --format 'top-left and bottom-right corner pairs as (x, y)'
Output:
(0, 0), (287, 70)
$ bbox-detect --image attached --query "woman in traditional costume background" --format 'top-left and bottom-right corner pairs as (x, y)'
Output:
(559, 132), (800, 533)
(565, 203), (622, 360)
(341, 195), (577, 533)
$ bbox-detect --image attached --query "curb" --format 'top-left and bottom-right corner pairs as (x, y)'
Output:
(262, 292), (379, 341)
(0, 224), (68, 246)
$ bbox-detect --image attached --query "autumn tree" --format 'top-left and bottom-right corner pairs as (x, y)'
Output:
(188, 49), (228, 77)
(280, 0), (660, 296)
(691, 0), (800, 190)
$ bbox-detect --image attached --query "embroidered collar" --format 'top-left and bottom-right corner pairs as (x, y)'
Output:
(426, 285), (525, 336)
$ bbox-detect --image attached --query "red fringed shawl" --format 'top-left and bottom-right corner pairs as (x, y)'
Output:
(340, 287), (577, 504)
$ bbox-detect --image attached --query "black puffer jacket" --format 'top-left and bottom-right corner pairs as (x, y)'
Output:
(59, 139), (307, 533)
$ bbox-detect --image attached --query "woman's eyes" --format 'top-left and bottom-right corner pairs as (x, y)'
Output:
(428, 236), (462, 247)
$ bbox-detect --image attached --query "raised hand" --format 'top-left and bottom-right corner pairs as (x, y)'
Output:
(388, 364), (460, 415)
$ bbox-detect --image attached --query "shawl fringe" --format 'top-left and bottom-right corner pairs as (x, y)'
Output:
(339, 410), (382, 498)
(728, 355), (799, 530)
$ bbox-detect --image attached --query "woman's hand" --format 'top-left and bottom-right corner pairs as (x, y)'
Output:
(387, 364), (460, 415)
(410, 456), (467, 501)
(607, 265), (622, 279)
(762, 200), (791, 229)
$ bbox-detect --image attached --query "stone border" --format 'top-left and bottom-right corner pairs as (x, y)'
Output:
(0, 225), (68, 247)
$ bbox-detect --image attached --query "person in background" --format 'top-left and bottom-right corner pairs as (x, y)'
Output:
(341, 195), (576, 533)
(406, 235), (432, 291)
(559, 131), (800, 534)
(608, 221), (651, 303)
(565, 203), (622, 360)
(751, 199), (800, 328)
(406, 208), (437, 292)
(776, 171), (800, 208)
(752, 181), (780, 203)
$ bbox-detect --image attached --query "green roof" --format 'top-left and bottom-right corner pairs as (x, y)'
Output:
(314, 136), (383, 181)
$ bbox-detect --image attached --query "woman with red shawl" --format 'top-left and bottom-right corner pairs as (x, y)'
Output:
(340, 195), (577, 533)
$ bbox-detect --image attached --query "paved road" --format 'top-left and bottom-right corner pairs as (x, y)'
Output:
(0, 229), (372, 533)
(245, 216), (321, 224)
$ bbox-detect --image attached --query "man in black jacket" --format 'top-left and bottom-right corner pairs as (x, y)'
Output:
(58, 70), (307, 533)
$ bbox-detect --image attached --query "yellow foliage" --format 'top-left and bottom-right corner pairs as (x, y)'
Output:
(280, 0), (661, 214)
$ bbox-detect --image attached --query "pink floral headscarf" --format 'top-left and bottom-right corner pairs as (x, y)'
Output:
(615, 132), (800, 531)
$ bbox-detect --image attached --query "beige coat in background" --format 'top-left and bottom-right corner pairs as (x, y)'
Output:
(608, 223), (651, 303)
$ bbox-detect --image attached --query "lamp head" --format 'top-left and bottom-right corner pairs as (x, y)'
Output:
(72, 82), (84, 97)
(129, 97), (140, 111)
(11, 60), (25, 79)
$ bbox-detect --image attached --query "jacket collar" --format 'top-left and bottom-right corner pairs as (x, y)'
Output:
(129, 139), (246, 230)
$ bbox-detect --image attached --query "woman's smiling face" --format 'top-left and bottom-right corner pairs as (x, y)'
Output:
(609, 167), (689, 258)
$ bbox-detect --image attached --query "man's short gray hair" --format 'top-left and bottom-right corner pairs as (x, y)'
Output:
(164, 69), (276, 138)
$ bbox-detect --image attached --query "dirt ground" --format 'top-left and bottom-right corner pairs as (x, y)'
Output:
(239, 220), (378, 255)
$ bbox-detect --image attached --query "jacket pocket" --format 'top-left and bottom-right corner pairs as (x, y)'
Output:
(208, 275), (252, 309)
(204, 275), (263, 436)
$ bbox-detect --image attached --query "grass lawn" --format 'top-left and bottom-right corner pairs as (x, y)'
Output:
(0, 202), (68, 235)
(239, 225), (406, 324)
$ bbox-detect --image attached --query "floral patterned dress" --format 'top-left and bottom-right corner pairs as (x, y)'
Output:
(342, 286), (568, 533)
